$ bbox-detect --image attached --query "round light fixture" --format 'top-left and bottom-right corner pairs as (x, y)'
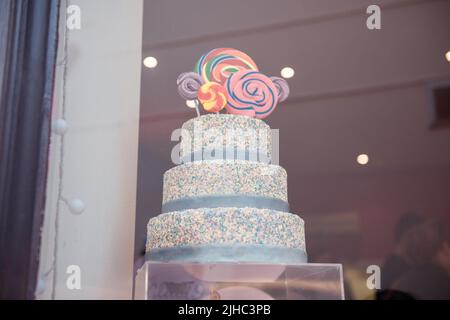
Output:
(281, 67), (295, 79)
(186, 100), (197, 108)
(446, 51), (450, 62)
(357, 154), (369, 165)
(143, 56), (158, 68)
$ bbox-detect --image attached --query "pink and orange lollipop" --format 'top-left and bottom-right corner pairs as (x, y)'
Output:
(195, 48), (258, 85)
(197, 82), (227, 113)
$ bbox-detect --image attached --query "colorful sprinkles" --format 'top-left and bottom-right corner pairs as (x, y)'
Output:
(180, 114), (272, 162)
(146, 207), (305, 251)
(163, 160), (287, 204)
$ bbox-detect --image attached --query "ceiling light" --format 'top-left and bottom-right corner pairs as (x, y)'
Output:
(143, 56), (158, 68)
(186, 100), (197, 108)
(357, 154), (369, 165)
(281, 67), (295, 79)
(446, 51), (450, 62)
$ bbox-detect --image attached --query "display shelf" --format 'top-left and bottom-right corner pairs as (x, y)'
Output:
(135, 262), (344, 300)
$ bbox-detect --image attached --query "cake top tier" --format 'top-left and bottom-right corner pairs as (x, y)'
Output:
(180, 114), (273, 163)
(177, 48), (290, 120)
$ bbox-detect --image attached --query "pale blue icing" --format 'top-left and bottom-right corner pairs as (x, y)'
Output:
(146, 244), (308, 264)
(161, 194), (290, 213)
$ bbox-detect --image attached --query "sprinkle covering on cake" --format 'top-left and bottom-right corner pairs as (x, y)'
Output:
(180, 114), (272, 163)
(146, 207), (305, 250)
(163, 160), (287, 204)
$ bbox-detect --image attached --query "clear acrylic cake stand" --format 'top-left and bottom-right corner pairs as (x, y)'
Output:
(135, 262), (345, 300)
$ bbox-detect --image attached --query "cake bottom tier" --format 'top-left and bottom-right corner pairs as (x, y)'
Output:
(146, 207), (307, 264)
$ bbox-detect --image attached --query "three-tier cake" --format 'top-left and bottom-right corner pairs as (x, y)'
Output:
(145, 48), (307, 264)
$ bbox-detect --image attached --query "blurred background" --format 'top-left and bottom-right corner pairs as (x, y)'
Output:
(136, 0), (450, 299)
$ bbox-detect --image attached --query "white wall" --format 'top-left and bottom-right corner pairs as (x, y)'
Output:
(37, 0), (143, 299)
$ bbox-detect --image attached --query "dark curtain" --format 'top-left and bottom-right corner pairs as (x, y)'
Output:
(0, 0), (60, 299)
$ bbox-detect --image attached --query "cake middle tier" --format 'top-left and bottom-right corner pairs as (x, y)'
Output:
(163, 160), (288, 212)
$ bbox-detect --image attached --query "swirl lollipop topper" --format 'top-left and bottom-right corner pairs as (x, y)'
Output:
(195, 48), (258, 85)
(226, 70), (278, 119)
(177, 72), (204, 100)
(198, 82), (227, 113)
(177, 48), (290, 119)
